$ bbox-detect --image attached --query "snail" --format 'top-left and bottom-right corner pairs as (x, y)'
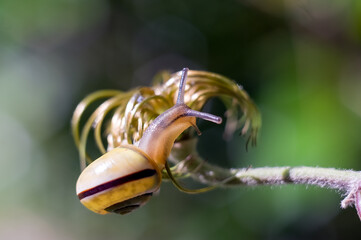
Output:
(76, 68), (222, 215)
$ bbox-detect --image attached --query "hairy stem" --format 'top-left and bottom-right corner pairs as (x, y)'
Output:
(169, 138), (361, 220)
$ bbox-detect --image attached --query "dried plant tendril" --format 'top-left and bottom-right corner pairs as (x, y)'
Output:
(72, 69), (261, 169)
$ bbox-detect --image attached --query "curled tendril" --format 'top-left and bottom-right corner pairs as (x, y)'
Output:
(71, 69), (261, 178)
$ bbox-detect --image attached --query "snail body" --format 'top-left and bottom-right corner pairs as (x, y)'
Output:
(76, 68), (222, 214)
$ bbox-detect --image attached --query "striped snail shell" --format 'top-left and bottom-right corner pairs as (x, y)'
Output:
(76, 68), (222, 214)
(76, 145), (161, 214)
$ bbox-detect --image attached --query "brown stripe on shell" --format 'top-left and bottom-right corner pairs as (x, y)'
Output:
(77, 169), (156, 200)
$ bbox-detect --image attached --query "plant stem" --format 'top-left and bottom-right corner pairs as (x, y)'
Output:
(169, 138), (361, 220)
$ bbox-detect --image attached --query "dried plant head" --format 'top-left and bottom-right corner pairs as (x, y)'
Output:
(71, 69), (261, 171)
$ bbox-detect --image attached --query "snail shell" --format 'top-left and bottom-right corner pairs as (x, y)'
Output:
(76, 145), (161, 214)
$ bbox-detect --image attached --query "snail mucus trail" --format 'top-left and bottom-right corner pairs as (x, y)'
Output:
(76, 68), (222, 215)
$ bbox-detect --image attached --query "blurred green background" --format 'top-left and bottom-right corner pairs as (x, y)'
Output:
(1, 0), (361, 239)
